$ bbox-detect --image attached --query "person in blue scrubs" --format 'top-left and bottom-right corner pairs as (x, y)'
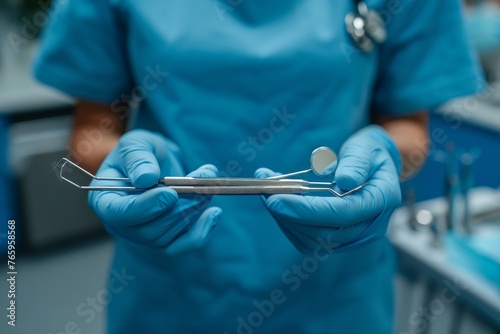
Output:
(34, 1), (482, 333)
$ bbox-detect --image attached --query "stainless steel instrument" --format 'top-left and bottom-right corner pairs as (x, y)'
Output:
(59, 147), (366, 197)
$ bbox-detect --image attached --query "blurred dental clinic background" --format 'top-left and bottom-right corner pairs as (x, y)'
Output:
(0, 0), (500, 333)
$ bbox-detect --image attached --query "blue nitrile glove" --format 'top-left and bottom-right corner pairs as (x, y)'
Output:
(88, 130), (222, 255)
(255, 125), (402, 254)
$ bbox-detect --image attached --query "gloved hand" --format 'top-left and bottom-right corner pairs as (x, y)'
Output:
(255, 125), (402, 254)
(88, 129), (222, 255)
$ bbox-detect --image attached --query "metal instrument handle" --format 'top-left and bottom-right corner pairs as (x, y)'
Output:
(170, 185), (309, 195)
(159, 177), (307, 187)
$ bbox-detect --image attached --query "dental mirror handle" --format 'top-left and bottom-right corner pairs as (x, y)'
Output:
(74, 185), (309, 194)
(172, 185), (361, 197)
(266, 146), (338, 180)
(165, 185), (310, 195)
(159, 177), (309, 186)
(266, 169), (311, 180)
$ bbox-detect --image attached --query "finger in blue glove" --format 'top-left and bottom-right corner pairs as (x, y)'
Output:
(255, 125), (402, 254)
(88, 130), (222, 254)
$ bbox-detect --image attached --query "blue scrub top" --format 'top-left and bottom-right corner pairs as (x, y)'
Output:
(34, 1), (482, 333)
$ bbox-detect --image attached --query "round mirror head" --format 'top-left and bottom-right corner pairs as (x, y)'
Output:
(310, 146), (338, 177)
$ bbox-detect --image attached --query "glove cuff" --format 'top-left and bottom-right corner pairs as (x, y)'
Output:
(363, 125), (403, 176)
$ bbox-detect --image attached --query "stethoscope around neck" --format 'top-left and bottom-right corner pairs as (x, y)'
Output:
(345, 0), (387, 53)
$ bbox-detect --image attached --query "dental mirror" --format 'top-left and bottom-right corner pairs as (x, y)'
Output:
(310, 146), (338, 176)
(59, 145), (369, 197)
(267, 146), (338, 180)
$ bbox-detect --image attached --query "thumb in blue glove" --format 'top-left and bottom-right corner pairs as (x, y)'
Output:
(255, 125), (402, 254)
(88, 130), (222, 255)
